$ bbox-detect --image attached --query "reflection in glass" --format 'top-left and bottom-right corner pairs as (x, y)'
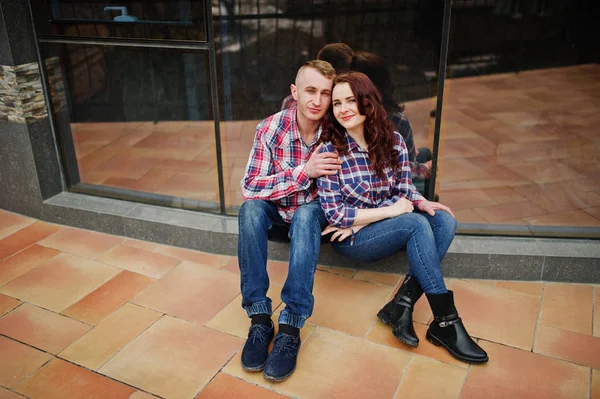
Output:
(42, 43), (220, 210)
(32, 0), (207, 41)
(213, 0), (442, 213)
(438, 1), (600, 230)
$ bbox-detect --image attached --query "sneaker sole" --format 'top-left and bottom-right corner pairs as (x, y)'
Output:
(426, 331), (489, 364)
(263, 366), (296, 382)
(241, 361), (266, 372)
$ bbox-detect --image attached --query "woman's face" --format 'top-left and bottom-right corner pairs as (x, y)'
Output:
(332, 82), (366, 132)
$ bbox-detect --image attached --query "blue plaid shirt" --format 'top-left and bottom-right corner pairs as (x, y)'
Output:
(317, 131), (424, 228)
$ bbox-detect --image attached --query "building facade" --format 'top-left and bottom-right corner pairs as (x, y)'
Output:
(1, 0), (598, 281)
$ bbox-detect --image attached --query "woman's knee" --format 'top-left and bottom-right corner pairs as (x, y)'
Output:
(434, 210), (457, 234)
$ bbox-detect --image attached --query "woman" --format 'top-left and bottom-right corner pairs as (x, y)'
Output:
(317, 72), (488, 364)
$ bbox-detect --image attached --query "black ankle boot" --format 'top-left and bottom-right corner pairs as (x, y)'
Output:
(426, 291), (488, 364)
(377, 275), (423, 347)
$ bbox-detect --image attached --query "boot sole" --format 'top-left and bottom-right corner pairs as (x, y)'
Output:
(378, 310), (419, 348)
(263, 366), (296, 382)
(426, 331), (489, 364)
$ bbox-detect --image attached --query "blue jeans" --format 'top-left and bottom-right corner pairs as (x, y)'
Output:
(331, 211), (456, 294)
(238, 200), (328, 328)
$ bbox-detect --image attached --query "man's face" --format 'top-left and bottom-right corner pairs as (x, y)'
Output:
(291, 67), (333, 122)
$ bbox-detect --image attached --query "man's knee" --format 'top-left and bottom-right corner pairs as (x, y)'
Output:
(239, 200), (270, 222)
(292, 203), (324, 226)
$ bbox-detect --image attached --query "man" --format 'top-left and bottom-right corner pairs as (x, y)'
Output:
(238, 60), (341, 382)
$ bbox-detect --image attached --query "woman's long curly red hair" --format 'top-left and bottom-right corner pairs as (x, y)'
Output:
(322, 72), (399, 178)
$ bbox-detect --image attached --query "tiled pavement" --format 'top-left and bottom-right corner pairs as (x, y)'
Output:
(70, 64), (600, 227)
(1, 209), (599, 399)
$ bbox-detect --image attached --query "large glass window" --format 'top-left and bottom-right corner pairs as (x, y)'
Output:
(439, 0), (600, 233)
(214, 0), (443, 213)
(42, 43), (220, 210)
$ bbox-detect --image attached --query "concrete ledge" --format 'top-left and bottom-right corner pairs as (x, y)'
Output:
(30, 192), (600, 283)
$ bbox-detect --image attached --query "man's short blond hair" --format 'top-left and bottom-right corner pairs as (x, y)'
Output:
(296, 60), (336, 81)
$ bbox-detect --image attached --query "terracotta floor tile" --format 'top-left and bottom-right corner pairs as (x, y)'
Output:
(461, 340), (590, 399)
(445, 280), (540, 350)
(273, 327), (411, 399)
(539, 283), (593, 335)
(533, 324), (600, 369)
(132, 262), (239, 324)
(0, 387), (27, 399)
(153, 246), (233, 267)
(0, 304), (90, 354)
(496, 281), (543, 296)
(367, 319), (466, 368)
(394, 355), (466, 399)
(60, 303), (161, 370)
(0, 336), (52, 388)
(0, 222), (60, 261)
(593, 370), (600, 399)
(206, 284), (283, 339)
(96, 245), (180, 279)
(0, 245), (60, 287)
(525, 209), (600, 227)
(129, 391), (160, 399)
(310, 271), (393, 337)
(62, 270), (154, 325)
(122, 239), (163, 252)
(316, 265), (356, 278)
(472, 201), (548, 223)
(14, 358), (135, 399)
(195, 373), (287, 399)
(452, 208), (486, 224)
(0, 294), (20, 317)
(0, 253), (120, 312)
(38, 227), (124, 259)
(353, 270), (401, 286)
(0, 211), (35, 240)
(99, 316), (243, 399)
(222, 350), (273, 389)
(594, 288), (600, 338)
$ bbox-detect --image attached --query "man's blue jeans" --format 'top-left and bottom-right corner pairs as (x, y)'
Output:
(238, 200), (328, 328)
(331, 211), (456, 294)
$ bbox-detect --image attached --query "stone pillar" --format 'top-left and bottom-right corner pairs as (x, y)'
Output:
(0, 0), (63, 217)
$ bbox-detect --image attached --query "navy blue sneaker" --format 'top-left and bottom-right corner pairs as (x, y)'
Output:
(263, 332), (301, 382)
(241, 323), (274, 371)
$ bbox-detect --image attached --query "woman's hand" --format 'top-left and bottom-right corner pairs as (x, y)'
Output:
(322, 223), (368, 242)
(417, 199), (455, 218)
(388, 197), (414, 217)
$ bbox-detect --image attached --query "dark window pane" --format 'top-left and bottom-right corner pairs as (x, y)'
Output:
(42, 43), (220, 211)
(214, 0), (441, 214)
(437, 1), (600, 231)
(32, 1), (207, 41)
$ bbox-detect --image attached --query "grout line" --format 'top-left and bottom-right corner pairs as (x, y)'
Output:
(391, 352), (414, 399)
(457, 359), (471, 399)
(592, 286), (596, 338)
(531, 283), (545, 353)
(589, 368), (593, 399)
(539, 256), (546, 281)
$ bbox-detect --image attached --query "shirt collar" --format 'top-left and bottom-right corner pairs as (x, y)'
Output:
(345, 131), (368, 153)
(283, 106), (323, 148)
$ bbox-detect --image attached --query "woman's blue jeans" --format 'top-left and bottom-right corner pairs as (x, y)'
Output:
(237, 200), (328, 328)
(331, 211), (456, 294)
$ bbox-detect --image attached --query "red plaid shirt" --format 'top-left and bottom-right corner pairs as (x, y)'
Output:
(241, 106), (322, 223)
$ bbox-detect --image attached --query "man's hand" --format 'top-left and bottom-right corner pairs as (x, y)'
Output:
(387, 197), (414, 217)
(306, 143), (342, 178)
(322, 223), (368, 242)
(417, 199), (455, 218)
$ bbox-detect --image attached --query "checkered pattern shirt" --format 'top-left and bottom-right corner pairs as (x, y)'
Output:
(317, 131), (424, 228)
(241, 106), (321, 223)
